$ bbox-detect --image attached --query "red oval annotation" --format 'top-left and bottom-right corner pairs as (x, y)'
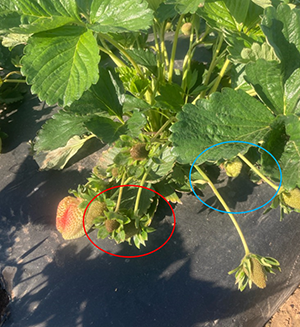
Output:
(83, 184), (176, 258)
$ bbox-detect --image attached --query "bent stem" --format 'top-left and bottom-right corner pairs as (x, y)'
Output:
(99, 33), (143, 76)
(237, 153), (280, 191)
(194, 165), (250, 255)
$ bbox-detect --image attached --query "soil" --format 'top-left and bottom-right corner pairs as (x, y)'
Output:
(0, 285), (9, 326)
(266, 286), (300, 327)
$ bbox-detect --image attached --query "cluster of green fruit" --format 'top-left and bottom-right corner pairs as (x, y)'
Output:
(56, 138), (158, 248)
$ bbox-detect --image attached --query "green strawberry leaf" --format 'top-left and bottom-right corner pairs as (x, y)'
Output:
(245, 59), (284, 115)
(155, 83), (184, 113)
(145, 0), (164, 11)
(198, 1), (237, 31)
(245, 60), (300, 116)
(34, 135), (91, 170)
(225, 31), (265, 64)
(251, 0), (272, 8)
(2, 33), (29, 47)
(261, 116), (288, 182)
(123, 49), (157, 75)
(153, 180), (182, 203)
(89, 0), (153, 33)
(97, 225), (110, 239)
(21, 25), (100, 107)
(66, 67), (124, 119)
(34, 111), (88, 152)
(170, 88), (275, 164)
(0, 12), (22, 35)
(199, 0), (263, 32)
(9, 0), (81, 34)
(123, 95), (151, 113)
(146, 147), (177, 182)
(280, 115), (300, 189)
(166, 0), (204, 14)
(125, 111), (147, 137)
(239, 42), (277, 63)
(261, 4), (300, 79)
(120, 184), (155, 216)
(84, 116), (127, 144)
(155, 3), (177, 22)
(285, 68), (300, 115)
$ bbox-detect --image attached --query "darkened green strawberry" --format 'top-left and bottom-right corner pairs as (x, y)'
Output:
(86, 201), (106, 225)
(282, 188), (300, 210)
(111, 167), (119, 177)
(181, 22), (192, 35)
(130, 143), (149, 161)
(244, 257), (266, 289)
(124, 221), (139, 239)
(105, 219), (120, 233)
(225, 158), (243, 178)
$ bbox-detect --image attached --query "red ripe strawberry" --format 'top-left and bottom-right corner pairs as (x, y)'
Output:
(56, 196), (86, 240)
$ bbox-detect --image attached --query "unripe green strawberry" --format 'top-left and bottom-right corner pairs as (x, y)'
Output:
(225, 158), (243, 178)
(111, 167), (119, 178)
(86, 201), (106, 225)
(244, 257), (266, 289)
(56, 196), (85, 240)
(282, 188), (300, 210)
(105, 219), (120, 233)
(124, 221), (139, 239)
(130, 143), (149, 161)
(165, 22), (172, 31)
(181, 22), (192, 36)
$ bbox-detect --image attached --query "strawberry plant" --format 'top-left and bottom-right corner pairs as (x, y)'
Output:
(1, 0), (300, 290)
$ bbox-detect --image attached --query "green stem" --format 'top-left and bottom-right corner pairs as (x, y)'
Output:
(195, 165), (250, 255)
(133, 170), (149, 215)
(3, 79), (26, 83)
(199, 33), (224, 98)
(3, 71), (22, 79)
(133, 143), (167, 215)
(98, 44), (126, 67)
(192, 77), (218, 104)
(158, 20), (169, 69)
(208, 57), (231, 95)
(99, 33), (143, 76)
(168, 14), (184, 83)
(181, 17), (195, 95)
(150, 117), (175, 142)
(115, 174), (126, 212)
(237, 153), (280, 191)
(192, 27), (211, 50)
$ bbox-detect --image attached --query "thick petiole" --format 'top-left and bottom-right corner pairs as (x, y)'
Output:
(194, 165), (250, 255)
